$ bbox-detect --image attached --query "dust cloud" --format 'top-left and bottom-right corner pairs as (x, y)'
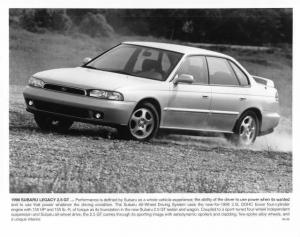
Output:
(253, 116), (292, 152)
(254, 131), (292, 152)
(157, 117), (292, 152)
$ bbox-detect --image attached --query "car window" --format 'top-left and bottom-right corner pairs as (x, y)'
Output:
(161, 53), (171, 72)
(176, 56), (208, 84)
(90, 45), (136, 71)
(133, 49), (159, 72)
(87, 44), (182, 81)
(229, 61), (249, 86)
(207, 57), (239, 86)
(134, 50), (173, 75)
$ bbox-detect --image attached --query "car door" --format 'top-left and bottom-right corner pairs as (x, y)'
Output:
(162, 56), (212, 130)
(206, 56), (252, 132)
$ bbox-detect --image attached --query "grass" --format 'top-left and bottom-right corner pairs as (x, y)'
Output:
(9, 28), (293, 193)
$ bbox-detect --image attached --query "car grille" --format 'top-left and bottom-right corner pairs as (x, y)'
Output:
(44, 84), (86, 95)
(34, 100), (90, 118)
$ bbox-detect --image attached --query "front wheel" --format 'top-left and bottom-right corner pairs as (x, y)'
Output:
(34, 114), (73, 132)
(225, 111), (258, 146)
(118, 103), (159, 141)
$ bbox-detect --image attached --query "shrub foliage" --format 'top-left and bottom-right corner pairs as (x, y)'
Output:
(9, 8), (292, 45)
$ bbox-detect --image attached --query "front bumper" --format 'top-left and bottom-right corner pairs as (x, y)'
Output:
(23, 86), (136, 126)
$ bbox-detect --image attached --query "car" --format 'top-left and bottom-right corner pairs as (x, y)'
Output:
(23, 41), (280, 145)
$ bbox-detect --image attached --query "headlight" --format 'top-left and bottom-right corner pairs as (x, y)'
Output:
(88, 89), (124, 101)
(28, 77), (45, 88)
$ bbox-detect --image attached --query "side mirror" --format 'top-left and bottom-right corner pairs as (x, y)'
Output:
(173, 74), (194, 85)
(83, 57), (92, 64)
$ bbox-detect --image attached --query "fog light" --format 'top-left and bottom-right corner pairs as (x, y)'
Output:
(28, 100), (33, 106)
(95, 113), (101, 119)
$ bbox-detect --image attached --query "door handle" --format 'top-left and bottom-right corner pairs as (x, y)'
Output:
(240, 97), (247, 101)
(202, 95), (209, 99)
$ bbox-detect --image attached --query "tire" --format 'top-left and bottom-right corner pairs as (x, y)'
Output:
(34, 114), (73, 132)
(225, 111), (259, 146)
(118, 102), (159, 141)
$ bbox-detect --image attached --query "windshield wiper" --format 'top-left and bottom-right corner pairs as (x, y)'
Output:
(82, 65), (98, 70)
(82, 66), (132, 76)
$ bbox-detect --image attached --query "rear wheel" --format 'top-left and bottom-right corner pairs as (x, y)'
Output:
(225, 111), (258, 146)
(34, 114), (73, 132)
(118, 103), (159, 141)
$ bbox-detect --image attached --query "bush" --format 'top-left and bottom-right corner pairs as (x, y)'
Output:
(9, 9), (23, 28)
(78, 13), (114, 38)
(18, 9), (72, 33)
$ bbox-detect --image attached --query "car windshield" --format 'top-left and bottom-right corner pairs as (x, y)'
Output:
(84, 44), (183, 81)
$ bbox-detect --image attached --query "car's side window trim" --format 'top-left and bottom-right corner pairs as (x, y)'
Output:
(204, 56), (210, 85)
(169, 54), (251, 88)
(227, 59), (251, 87)
(227, 59), (241, 86)
(206, 56), (241, 87)
(205, 56), (252, 88)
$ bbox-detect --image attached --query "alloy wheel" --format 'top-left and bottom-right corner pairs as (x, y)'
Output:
(129, 108), (155, 139)
(239, 115), (257, 145)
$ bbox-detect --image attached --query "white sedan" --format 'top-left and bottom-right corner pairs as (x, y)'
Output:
(23, 41), (280, 145)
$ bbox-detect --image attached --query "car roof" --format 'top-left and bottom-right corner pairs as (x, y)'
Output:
(123, 41), (230, 58)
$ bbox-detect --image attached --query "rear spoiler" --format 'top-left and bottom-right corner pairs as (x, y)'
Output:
(252, 75), (275, 88)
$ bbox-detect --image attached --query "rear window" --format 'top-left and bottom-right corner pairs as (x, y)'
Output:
(206, 57), (239, 86)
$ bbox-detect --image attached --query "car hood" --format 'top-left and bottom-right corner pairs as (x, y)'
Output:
(33, 67), (160, 91)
